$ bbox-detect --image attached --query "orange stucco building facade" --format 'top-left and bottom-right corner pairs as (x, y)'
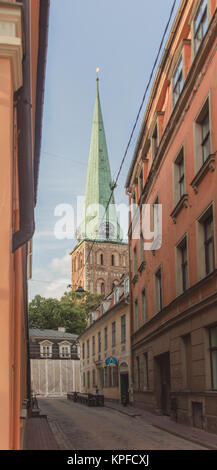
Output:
(126, 0), (217, 433)
(0, 0), (49, 449)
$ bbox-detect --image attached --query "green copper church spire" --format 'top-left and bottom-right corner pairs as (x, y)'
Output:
(77, 77), (122, 242)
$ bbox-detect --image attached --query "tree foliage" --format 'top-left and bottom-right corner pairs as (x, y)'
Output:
(29, 291), (103, 335)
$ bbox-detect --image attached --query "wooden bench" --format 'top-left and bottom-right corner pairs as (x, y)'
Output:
(67, 392), (104, 407)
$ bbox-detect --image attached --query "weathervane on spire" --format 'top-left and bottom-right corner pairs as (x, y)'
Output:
(96, 67), (99, 81)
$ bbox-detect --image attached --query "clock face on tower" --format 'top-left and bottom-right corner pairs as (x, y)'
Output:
(99, 222), (115, 239)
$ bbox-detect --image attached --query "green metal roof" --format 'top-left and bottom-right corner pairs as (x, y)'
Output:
(29, 328), (78, 340)
(77, 79), (122, 242)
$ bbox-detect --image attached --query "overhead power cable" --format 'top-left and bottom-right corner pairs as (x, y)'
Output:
(69, 0), (177, 288)
(75, 0), (177, 288)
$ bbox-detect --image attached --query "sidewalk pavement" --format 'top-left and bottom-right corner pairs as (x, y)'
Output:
(24, 415), (59, 450)
(104, 400), (217, 450)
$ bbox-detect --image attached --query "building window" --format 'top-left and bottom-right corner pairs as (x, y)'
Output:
(104, 327), (108, 350)
(210, 326), (217, 390)
(97, 279), (104, 295)
(152, 124), (158, 160)
(136, 356), (140, 390)
(173, 57), (183, 106)
(140, 232), (144, 262)
(155, 267), (162, 313)
(82, 342), (85, 359)
(198, 205), (215, 279)
(201, 110), (210, 164)
(177, 236), (188, 293)
(174, 148), (185, 203)
(204, 212), (215, 275)
(87, 339), (90, 359)
(194, 0), (208, 55)
(92, 369), (96, 387)
(98, 332), (101, 353)
(97, 251), (103, 265)
(87, 370), (90, 389)
(111, 254), (115, 266)
(152, 196), (161, 246)
(143, 353), (149, 390)
(59, 343), (71, 358)
(40, 341), (52, 358)
(142, 289), (147, 324)
(92, 336), (95, 356)
(121, 314), (126, 343)
(135, 300), (139, 331)
(133, 246), (137, 276)
(195, 99), (211, 170)
(110, 366), (117, 388)
(112, 322), (116, 347)
(101, 282), (105, 295)
(83, 372), (85, 387)
(104, 366), (109, 388)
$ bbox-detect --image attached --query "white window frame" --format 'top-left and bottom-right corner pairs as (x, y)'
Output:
(40, 341), (53, 358)
(173, 56), (183, 107)
(59, 341), (71, 358)
(193, 0), (209, 56)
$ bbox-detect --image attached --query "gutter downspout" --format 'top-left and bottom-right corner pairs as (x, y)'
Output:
(12, 0), (34, 253)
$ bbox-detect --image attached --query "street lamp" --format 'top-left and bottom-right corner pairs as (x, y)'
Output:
(67, 284), (85, 293)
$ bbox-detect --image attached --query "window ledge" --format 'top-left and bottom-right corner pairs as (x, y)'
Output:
(170, 194), (189, 223)
(132, 274), (139, 285)
(191, 153), (216, 194)
(138, 261), (146, 273)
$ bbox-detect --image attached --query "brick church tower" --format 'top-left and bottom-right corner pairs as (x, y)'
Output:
(71, 77), (128, 296)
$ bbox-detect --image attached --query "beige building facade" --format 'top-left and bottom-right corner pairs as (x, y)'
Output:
(79, 276), (132, 403)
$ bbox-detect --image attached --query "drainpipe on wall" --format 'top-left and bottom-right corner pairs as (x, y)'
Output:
(12, 0), (34, 253)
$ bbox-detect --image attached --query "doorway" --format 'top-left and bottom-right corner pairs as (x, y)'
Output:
(156, 352), (171, 415)
(120, 373), (129, 404)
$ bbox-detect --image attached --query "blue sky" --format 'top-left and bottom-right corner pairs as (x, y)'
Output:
(29, 0), (179, 300)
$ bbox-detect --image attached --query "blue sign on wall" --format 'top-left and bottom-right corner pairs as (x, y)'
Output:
(105, 356), (118, 365)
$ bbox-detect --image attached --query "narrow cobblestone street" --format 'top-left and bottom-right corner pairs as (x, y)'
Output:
(37, 398), (207, 450)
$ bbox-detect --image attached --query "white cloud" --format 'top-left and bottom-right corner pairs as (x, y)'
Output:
(34, 230), (55, 239)
(50, 252), (71, 275)
(29, 251), (71, 300)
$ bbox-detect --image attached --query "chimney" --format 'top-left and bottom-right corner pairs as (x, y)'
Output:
(58, 327), (66, 333)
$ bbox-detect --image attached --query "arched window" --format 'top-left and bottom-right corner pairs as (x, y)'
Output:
(111, 254), (115, 266)
(97, 251), (103, 265)
(97, 279), (105, 295)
